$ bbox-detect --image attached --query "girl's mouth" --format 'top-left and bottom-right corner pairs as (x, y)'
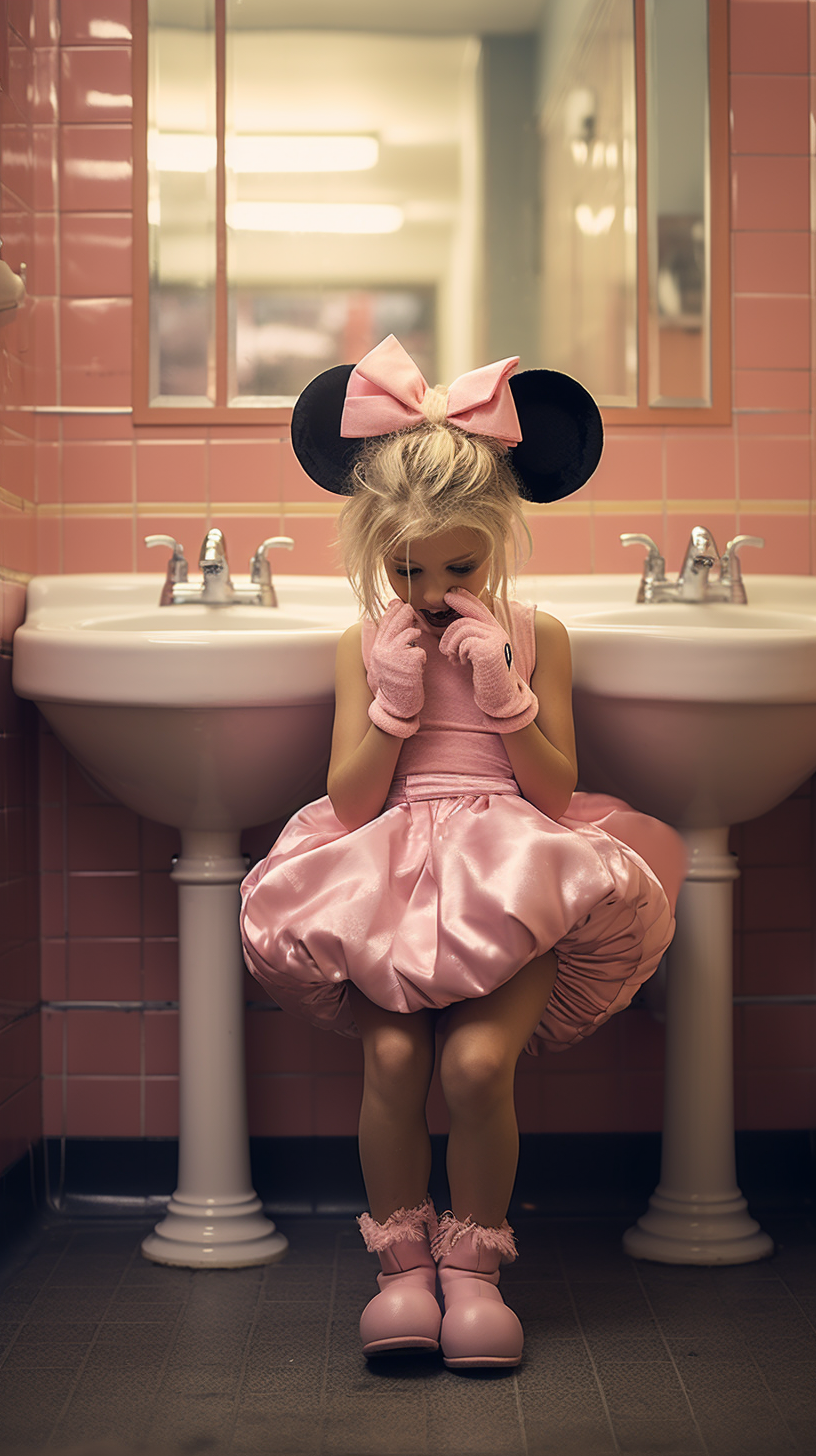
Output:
(421, 607), (459, 628)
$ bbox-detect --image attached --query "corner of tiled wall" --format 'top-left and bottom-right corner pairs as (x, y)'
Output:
(0, 0), (42, 1192)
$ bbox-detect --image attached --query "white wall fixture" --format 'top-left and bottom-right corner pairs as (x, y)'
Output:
(14, 571), (360, 1267)
(517, 571), (816, 1263)
(0, 257), (25, 323)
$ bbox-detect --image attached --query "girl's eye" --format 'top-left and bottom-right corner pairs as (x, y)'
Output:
(450, 564), (475, 576)
(393, 566), (418, 578)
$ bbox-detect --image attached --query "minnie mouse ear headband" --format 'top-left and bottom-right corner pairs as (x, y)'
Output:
(290, 334), (603, 505)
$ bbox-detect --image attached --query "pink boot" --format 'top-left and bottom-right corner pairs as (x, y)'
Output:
(357, 1198), (442, 1357)
(432, 1212), (523, 1369)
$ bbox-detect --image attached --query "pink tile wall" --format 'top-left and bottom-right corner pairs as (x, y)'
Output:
(9, 0), (816, 1152)
(0, 0), (41, 1183)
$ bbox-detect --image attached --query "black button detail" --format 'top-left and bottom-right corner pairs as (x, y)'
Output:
(504, 642), (513, 670)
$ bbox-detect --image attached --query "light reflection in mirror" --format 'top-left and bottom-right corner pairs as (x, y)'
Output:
(224, 26), (480, 401)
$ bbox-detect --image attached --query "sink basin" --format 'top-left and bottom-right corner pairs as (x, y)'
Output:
(14, 571), (816, 832)
(514, 574), (816, 828)
(13, 573), (360, 830)
(14, 573), (359, 707)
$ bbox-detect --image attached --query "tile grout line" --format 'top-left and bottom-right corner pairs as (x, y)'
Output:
(512, 1366), (530, 1456)
(0, 1228), (75, 1370)
(43, 1231), (148, 1448)
(630, 1261), (711, 1456)
(748, 1262), (816, 1453)
(315, 1225), (342, 1452)
(225, 1264), (269, 1447)
(137, 1264), (198, 1444)
(555, 1238), (622, 1456)
(706, 1264), (810, 1454)
(778, 1272), (816, 1337)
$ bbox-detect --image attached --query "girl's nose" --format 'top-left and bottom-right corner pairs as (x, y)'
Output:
(420, 583), (446, 608)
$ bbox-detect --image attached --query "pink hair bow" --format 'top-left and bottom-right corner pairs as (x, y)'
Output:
(339, 334), (523, 447)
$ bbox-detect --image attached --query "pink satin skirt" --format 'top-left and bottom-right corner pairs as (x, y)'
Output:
(239, 773), (686, 1054)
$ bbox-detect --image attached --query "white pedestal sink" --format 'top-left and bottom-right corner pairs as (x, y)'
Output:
(14, 569), (816, 1268)
(516, 574), (816, 1264)
(13, 574), (360, 1267)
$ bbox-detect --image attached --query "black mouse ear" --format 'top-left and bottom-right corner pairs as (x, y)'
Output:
(507, 371), (604, 503)
(290, 363), (361, 494)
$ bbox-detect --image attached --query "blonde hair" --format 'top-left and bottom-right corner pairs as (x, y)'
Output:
(337, 411), (532, 624)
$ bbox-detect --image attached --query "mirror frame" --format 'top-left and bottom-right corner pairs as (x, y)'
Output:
(604, 0), (730, 425)
(131, 0), (731, 427)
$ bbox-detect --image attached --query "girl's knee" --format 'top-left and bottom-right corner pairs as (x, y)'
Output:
(363, 1022), (435, 1094)
(438, 1033), (515, 1116)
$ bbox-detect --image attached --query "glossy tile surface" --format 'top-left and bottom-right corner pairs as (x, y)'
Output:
(0, 1213), (814, 1455)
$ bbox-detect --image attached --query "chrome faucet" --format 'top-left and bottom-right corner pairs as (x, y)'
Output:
(677, 525), (720, 602)
(146, 529), (295, 606)
(199, 528), (235, 604)
(621, 527), (764, 604)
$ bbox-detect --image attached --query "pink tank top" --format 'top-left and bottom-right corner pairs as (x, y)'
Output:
(361, 599), (537, 784)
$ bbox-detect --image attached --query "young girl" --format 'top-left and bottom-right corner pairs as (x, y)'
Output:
(240, 335), (685, 1371)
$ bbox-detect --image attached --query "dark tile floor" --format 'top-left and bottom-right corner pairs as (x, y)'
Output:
(0, 1211), (815, 1456)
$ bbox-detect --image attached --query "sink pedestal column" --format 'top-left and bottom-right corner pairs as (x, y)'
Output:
(623, 827), (773, 1265)
(141, 830), (288, 1268)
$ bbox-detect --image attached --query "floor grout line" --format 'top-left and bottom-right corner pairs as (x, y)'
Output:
(0, 1227), (75, 1371)
(631, 1261), (711, 1456)
(315, 1225), (342, 1453)
(555, 1235), (622, 1456)
(708, 1267), (816, 1455)
(43, 1230), (147, 1448)
(226, 1263), (271, 1448)
(512, 1366), (530, 1456)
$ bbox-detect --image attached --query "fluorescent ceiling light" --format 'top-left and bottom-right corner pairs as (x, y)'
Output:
(575, 204), (616, 237)
(227, 135), (378, 172)
(148, 133), (378, 174)
(226, 201), (403, 234)
(87, 90), (132, 110)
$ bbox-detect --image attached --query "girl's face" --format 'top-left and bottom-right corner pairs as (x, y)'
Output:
(384, 526), (492, 630)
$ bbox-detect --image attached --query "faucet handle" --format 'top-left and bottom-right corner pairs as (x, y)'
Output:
(250, 536), (295, 607)
(145, 534), (189, 580)
(620, 534), (666, 602)
(250, 536), (295, 582)
(145, 534), (189, 605)
(722, 534), (764, 567)
(620, 533), (665, 570)
(720, 535), (764, 601)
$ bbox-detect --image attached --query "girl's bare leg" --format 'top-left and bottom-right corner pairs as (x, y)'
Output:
(346, 983), (437, 1223)
(438, 950), (558, 1227)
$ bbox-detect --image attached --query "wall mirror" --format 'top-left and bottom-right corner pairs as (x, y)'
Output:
(134, 0), (729, 425)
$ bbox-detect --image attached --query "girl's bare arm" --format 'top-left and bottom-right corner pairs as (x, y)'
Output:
(326, 623), (404, 830)
(500, 612), (578, 821)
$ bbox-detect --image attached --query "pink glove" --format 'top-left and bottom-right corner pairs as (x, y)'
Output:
(438, 590), (539, 733)
(367, 599), (427, 738)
